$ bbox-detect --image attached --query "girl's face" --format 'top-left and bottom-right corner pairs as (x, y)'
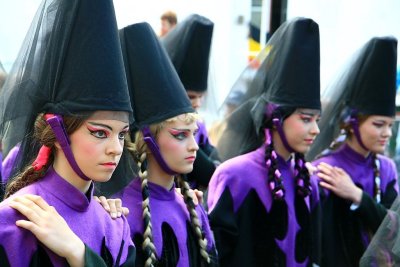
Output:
(156, 117), (199, 174)
(187, 90), (205, 110)
(358, 115), (394, 154)
(69, 111), (129, 182)
(282, 108), (320, 154)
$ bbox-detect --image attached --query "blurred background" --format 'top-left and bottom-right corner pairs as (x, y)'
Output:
(1, 0), (399, 158)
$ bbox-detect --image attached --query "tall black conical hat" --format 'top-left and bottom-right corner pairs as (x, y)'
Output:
(161, 14), (214, 92)
(0, 0), (132, 156)
(306, 37), (397, 161)
(214, 17), (321, 162)
(347, 37), (397, 116)
(261, 17), (320, 110)
(120, 22), (194, 128)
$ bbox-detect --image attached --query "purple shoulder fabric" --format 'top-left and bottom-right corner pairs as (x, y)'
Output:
(118, 178), (215, 266)
(1, 144), (20, 184)
(0, 167), (134, 266)
(208, 145), (319, 213)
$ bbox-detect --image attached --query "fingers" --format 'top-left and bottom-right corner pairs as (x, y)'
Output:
(122, 207), (130, 216)
(15, 219), (39, 232)
(108, 198), (122, 219)
(175, 188), (182, 196)
(317, 162), (334, 174)
(23, 194), (52, 211)
(319, 181), (335, 192)
(96, 196), (110, 212)
(317, 171), (334, 184)
(194, 189), (203, 206)
(9, 196), (46, 222)
(96, 197), (126, 219)
(188, 189), (198, 205)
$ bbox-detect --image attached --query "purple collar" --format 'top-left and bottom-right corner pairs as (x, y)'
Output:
(132, 178), (176, 201)
(41, 166), (93, 211)
(340, 143), (373, 164)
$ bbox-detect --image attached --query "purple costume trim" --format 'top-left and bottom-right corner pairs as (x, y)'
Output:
(0, 167), (134, 266)
(194, 121), (210, 146)
(208, 144), (320, 267)
(1, 144), (21, 184)
(142, 126), (176, 175)
(117, 178), (215, 267)
(46, 115), (90, 181)
(272, 118), (295, 153)
(350, 116), (369, 151)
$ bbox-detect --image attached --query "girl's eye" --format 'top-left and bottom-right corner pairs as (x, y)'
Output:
(90, 130), (107, 139)
(171, 132), (188, 140)
(118, 132), (127, 140)
(372, 123), (384, 128)
(301, 117), (311, 123)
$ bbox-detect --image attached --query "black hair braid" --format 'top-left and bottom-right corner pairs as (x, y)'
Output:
(5, 155), (53, 199)
(138, 152), (157, 267)
(264, 129), (285, 200)
(177, 175), (211, 264)
(294, 152), (312, 197)
(372, 153), (381, 203)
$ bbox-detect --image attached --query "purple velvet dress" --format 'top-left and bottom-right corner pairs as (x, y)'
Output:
(312, 144), (398, 267)
(117, 178), (218, 266)
(0, 167), (136, 266)
(207, 144), (321, 267)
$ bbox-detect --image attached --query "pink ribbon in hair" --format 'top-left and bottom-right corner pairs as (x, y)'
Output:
(32, 145), (51, 171)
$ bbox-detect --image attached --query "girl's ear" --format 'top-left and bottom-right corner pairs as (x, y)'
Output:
(54, 141), (61, 150)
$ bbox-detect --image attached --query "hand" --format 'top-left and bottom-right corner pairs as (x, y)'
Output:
(305, 162), (317, 175)
(94, 196), (129, 219)
(8, 194), (85, 267)
(317, 162), (362, 204)
(175, 188), (204, 206)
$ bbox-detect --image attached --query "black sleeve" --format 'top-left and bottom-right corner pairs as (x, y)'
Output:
(208, 189), (238, 266)
(310, 197), (322, 265)
(83, 244), (107, 267)
(119, 245), (136, 267)
(354, 180), (398, 233)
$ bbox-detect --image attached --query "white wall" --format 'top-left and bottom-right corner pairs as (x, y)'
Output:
(0, 0), (42, 71)
(287, 0), (400, 91)
(113, 0), (251, 125)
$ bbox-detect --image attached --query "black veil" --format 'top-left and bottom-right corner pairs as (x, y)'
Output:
(0, 0), (135, 195)
(306, 37), (397, 161)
